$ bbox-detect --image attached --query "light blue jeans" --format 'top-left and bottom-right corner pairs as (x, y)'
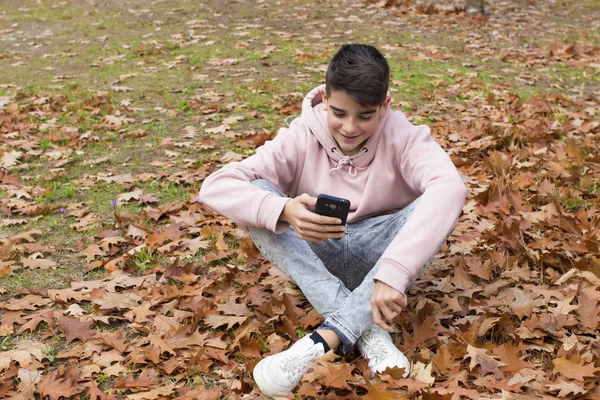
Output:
(247, 180), (436, 353)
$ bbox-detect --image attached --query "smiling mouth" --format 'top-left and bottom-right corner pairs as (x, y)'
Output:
(339, 133), (360, 139)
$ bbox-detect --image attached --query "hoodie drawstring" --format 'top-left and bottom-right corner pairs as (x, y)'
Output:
(329, 148), (367, 177)
(330, 156), (358, 177)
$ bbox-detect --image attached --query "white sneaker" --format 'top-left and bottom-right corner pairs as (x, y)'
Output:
(357, 327), (410, 378)
(253, 334), (325, 398)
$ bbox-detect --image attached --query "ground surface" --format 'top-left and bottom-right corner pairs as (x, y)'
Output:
(1, 0), (600, 399)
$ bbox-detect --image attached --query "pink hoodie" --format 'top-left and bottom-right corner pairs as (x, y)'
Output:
(199, 85), (466, 293)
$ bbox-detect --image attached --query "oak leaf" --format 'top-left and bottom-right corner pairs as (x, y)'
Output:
(21, 257), (58, 270)
(365, 382), (404, 400)
(303, 358), (355, 390)
(35, 372), (81, 400)
(87, 383), (112, 400)
(203, 314), (248, 330)
(126, 225), (148, 241)
(16, 368), (42, 400)
(164, 327), (209, 350)
(1, 150), (22, 168)
(115, 369), (160, 388)
(124, 301), (155, 323)
(451, 263), (476, 289)
(575, 292), (600, 330)
(178, 236), (209, 254)
(70, 212), (101, 231)
(465, 344), (506, 379)
(216, 300), (251, 317)
(139, 193), (159, 204)
(492, 342), (532, 373)
(412, 361), (435, 384)
(116, 189), (143, 204)
(146, 222), (185, 248)
(58, 317), (95, 343)
(80, 244), (104, 262)
(178, 386), (222, 400)
(92, 292), (142, 310)
(5, 295), (52, 311)
(497, 287), (533, 320)
(547, 380), (587, 397)
(96, 330), (131, 353)
(92, 348), (124, 368)
(0, 263), (11, 278)
(552, 353), (600, 381)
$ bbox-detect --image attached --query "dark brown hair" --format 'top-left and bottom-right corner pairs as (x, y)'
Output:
(325, 44), (390, 107)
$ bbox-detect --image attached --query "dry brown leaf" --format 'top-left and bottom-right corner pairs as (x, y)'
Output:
(0, 340), (46, 372)
(21, 257), (58, 270)
(203, 314), (248, 330)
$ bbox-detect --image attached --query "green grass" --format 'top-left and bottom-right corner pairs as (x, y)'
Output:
(133, 246), (157, 272)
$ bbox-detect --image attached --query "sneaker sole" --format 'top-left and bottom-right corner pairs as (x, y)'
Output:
(253, 357), (292, 398)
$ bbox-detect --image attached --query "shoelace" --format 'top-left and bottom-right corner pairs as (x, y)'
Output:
(280, 347), (320, 380)
(361, 331), (390, 365)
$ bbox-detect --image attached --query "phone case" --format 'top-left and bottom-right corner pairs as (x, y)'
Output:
(315, 194), (351, 225)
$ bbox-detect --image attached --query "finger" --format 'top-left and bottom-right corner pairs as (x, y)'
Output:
(384, 292), (407, 310)
(388, 302), (404, 314)
(298, 230), (345, 242)
(379, 304), (398, 321)
(396, 293), (408, 308)
(304, 210), (344, 226)
(372, 306), (394, 332)
(296, 219), (346, 234)
(296, 228), (343, 242)
(376, 320), (394, 332)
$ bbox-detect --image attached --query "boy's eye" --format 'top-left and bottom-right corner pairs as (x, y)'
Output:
(332, 112), (372, 121)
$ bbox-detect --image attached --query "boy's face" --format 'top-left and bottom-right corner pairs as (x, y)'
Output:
(321, 88), (390, 156)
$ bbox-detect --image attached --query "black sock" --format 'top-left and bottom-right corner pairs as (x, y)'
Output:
(309, 331), (331, 353)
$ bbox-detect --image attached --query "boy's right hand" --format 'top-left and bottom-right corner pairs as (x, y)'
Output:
(279, 194), (346, 242)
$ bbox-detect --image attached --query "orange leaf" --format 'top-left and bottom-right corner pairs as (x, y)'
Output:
(552, 353), (600, 382)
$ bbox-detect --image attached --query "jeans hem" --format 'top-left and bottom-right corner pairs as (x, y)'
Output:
(320, 319), (356, 354)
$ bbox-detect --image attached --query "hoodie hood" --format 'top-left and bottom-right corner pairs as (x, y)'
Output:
(301, 85), (392, 175)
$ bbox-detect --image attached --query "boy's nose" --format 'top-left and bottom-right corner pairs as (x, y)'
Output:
(343, 120), (358, 134)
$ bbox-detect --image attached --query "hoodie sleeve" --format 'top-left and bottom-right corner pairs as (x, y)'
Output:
(198, 119), (306, 233)
(373, 119), (467, 294)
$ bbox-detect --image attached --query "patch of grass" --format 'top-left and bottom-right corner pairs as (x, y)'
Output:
(0, 266), (80, 294)
(557, 187), (593, 213)
(143, 120), (167, 133)
(233, 85), (277, 114)
(388, 59), (457, 103)
(39, 138), (52, 150)
(550, 62), (600, 88)
(133, 246), (157, 272)
(157, 181), (191, 203)
(0, 335), (12, 351)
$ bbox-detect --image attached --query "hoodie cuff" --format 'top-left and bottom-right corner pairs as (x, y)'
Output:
(372, 260), (413, 294)
(259, 195), (291, 234)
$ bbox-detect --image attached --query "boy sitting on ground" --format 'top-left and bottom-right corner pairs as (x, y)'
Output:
(199, 43), (466, 397)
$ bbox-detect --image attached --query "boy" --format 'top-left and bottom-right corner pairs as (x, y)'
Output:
(199, 44), (466, 397)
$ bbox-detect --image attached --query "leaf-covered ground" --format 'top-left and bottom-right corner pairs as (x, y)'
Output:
(1, 0), (600, 398)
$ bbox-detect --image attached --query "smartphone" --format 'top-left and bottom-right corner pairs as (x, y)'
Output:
(315, 194), (351, 225)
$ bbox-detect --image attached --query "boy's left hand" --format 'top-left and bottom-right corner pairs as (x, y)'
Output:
(370, 280), (407, 332)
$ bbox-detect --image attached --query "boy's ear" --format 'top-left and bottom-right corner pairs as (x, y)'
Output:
(379, 95), (391, 117)
(321, 88), (328, 110)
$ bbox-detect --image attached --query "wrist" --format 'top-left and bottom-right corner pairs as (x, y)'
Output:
(278, 199), (291, 223)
